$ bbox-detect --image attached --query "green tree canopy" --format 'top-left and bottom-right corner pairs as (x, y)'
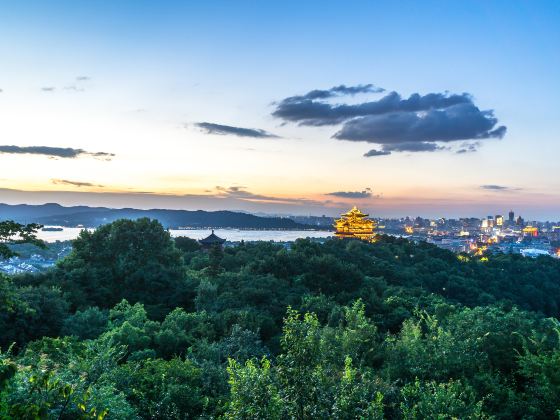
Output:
(54, 218), (186, 318)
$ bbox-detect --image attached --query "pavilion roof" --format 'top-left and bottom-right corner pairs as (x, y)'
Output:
(199, 230), (226, 244)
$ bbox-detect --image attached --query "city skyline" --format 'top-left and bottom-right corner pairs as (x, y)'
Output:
(1, 1), (559, 219)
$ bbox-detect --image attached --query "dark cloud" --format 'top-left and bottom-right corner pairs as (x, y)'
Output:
(51, 179), (104, 188)
(273, 90), (472, 126)
(273, 85), (506, 156)
(0, 145), (115, 160)
(41, 87), (56, 92)
(326, 188), (373, 198)
(281, 84), (384, 103)
(334, 103), (505, 144)
(363, 149), (391, 157)
(196, 122), (279, 138)
(480, 185), (514, 191)
(88, 151), (115, 160)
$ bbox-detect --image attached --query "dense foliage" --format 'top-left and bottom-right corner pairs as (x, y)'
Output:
(2, 217), (560, 418)
(0, 220), (44, 259)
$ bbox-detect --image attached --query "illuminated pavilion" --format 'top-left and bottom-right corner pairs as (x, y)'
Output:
(334, 206), (376, 241)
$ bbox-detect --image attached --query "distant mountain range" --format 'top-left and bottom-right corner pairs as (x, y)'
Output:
(0, 203), (318, 230)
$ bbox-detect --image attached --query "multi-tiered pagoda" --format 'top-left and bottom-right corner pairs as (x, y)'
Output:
(334, 206), (376, 241)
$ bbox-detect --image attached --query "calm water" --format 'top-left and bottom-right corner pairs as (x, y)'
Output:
(37, 227), (334, 243)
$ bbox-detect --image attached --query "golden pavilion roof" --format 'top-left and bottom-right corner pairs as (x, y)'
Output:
(341, 206), (369, 218)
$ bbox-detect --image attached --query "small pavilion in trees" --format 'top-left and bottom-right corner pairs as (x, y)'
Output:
(198, 230), (226, 249)
(334, 206), (376, 242)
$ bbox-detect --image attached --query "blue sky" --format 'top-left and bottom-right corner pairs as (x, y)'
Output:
(0, 1), (559, 219)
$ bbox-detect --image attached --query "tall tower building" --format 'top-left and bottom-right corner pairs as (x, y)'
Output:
(334, 206), (376, 241)
(508, 210), (515, 223)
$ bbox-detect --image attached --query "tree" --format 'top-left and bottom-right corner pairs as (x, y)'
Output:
(1, 338), (134, 419)
(101, 300), (158, 357)
(0, 277), (69, 350)
(226, 358), (282, 420)
(400, 379), (489, 419)
(54, 218), (186, 318)
(113, 358), (203, 419)
(155, 308), (214, 359)
(207, 244), (224, 277)
(174, 236), (201, 253)
(62, 307), (109, 340)
(516, 319), (560, 418)
(0, 220), (44, 259)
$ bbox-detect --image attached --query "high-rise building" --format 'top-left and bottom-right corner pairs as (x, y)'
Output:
(508, 210), (515, 223)
(495, 215), (504, 226)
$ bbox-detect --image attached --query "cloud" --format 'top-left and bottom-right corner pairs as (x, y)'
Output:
(363, 149), (391, 157)
(279, 84), (384, 104)
(456, 141), (480, 154)
(326, 188), (374, 198)
(273, 89), (471, 126)
(334, 103), (505, 144)
(51, 179), (104, 188)
(64, 85), (85, 92)
(195, 122), (279, 138)
(0, 145), (115, 160)
(480, 185), (519, 192)
(41, 76), (91, 93)
(213, 185), (327, 206)
(273, 85), (506, 156)
(383, 142), (443, 152)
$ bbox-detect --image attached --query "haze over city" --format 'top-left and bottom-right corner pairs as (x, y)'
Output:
(1, 1), (559, 219)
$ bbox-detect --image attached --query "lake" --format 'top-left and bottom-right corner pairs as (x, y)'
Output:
(36, 227), (334, 243)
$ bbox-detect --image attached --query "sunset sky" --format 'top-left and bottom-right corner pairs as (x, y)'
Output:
(1, 1), (559, 219)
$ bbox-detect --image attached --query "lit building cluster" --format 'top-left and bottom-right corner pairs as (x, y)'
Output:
(340, 209), (560, 258)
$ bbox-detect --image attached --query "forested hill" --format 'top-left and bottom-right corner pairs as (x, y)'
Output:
(2, 218), (560, 418)
(0, 203), (309, 229)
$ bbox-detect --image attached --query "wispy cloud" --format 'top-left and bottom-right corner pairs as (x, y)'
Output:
(274, 84), (384, 106)
(64, 85), (85, 92)
(51, 179), (105, 188)
(456, 142), (480, 154)
(480, 184), (521, 192)
(195, 122), (279, 138)
(214, 185), (327, 206)
(363, 149), (391, 157)
(326, 187), (375, 198)
(0, 145), (115, 160)
(40, 76), (92, 93)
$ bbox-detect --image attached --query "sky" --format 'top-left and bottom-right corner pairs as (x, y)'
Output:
(0, 0), (559, 219)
